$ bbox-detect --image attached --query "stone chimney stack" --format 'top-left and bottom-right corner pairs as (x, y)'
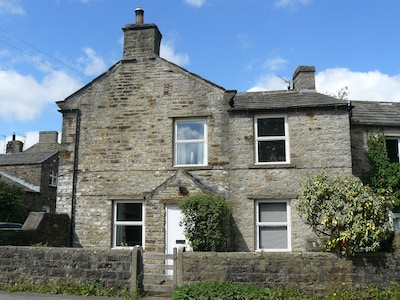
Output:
(292, 66), (316, 91)
(6, 133), (23, 153)
(122, 8), (162, 61)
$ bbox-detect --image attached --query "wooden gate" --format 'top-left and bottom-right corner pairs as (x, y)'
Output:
(142, 248), (177, 294)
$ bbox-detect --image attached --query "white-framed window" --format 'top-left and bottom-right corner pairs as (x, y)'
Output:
(256, 200), (291, 251)
(174, 118), (207, 166)
(49, 171), (58, 187)
(113, 201), (145, 248)
(254, 115), (289, 164)
(386, 138), (400, 163)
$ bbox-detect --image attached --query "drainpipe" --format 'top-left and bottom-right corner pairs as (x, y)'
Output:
(59, 108), (81, 247)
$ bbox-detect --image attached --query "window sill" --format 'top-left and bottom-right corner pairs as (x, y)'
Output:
(173, 165), (213, 170)
(249, 163), (296, 169)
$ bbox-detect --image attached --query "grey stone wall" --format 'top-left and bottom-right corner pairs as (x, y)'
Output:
(227, 109), (352, 251)
(0, 246), (399, 295)
(0, 246), (133, 288)
(0, 212), (70, 247)
(56, 58), (232, 248)
(180, 251), (400, 292)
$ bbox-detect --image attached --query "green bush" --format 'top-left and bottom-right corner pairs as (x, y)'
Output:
(171, 281), (302, 300)
(171, 281), (400, 300)
(297, 169), (394, 256)
(178, 193), (234, 251)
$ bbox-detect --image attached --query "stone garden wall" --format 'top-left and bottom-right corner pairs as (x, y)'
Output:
(1, 245), (400, 295)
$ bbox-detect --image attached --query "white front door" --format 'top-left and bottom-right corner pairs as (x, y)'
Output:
(166, 205), (189, 254)
(166, 205), (190, 275)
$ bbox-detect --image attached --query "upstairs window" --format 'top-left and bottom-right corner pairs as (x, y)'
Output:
(255, 115), (289, 164)
(49, 171), (58, 187)
(386, 138), (400, 163)
(113, 201), (144, 248)
(174, 118), (207, 166)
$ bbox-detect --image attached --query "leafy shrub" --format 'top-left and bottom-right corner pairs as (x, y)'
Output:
(172, 281), (400, 300)
(297, 169), (394, 256)
(178, 193), (233, 251)
(364, 133), (400, 204)
(171, 281), (302, 300)
(0, 178), (27, 223)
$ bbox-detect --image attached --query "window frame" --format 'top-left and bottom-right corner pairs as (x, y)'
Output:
(49, 171), (58, 187)
(254, 115), (290, 165)
(255, 200), (291, 251)
(112, 200), (145, 248)
(174, 118), (208, 167)
(385, 137), (400, 163)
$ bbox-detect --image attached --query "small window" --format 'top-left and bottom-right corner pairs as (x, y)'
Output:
(256, 200), (291, 251)
(49, 171), (58, 187)
(255, 115), (289, 164)
(113, 201), (144, 248)
(386, 138), (400, 163)
(174, 118), (207, 166)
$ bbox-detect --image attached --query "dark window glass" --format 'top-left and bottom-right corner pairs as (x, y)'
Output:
(386, 139), (399, 163)
(258, 140), (286, 162)
(116, 225), (142, 246)
(258, 118), (285, 137)
(117, 203), (142, 221)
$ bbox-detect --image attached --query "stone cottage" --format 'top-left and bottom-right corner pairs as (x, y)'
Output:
(0, 131), (60, 214)
(55, 8), (399, 251)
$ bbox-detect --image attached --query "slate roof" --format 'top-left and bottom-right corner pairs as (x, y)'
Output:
(0, 151), (57, 166)
(350, 100), (400, 127)
(229, 90), (348, 112)
(0, 171), (40, 192)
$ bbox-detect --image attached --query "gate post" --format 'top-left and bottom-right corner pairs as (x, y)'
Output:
(130, 246), (144, 297)
(176, 246), (186, 287)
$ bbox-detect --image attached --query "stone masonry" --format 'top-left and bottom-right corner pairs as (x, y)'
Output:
(56, 9), (354, 252)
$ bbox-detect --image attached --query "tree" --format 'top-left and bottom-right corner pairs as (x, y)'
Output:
(0, 177), (27, 223)
(297, 169), (394, 256)
(178, 193), (233, 251)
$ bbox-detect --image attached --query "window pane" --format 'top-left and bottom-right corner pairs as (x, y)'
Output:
(177, 121), (204, 140)
(176, 143), (204, 165)
(117, 203), (142, 221)
(116, 225), (142, 246)
(259, 226), (287, 249)
(259, 203), (287, 222)
(258, 118), (284, 137)
(258, 140), (286, 162)
(386, 139), (399, 163)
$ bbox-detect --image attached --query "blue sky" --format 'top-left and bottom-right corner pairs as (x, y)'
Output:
(1, 0), (400, 152)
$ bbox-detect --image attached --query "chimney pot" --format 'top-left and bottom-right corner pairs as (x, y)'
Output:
(135, 8), (144, 25)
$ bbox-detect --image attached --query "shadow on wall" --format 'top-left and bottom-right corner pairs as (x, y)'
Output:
(0, 212), (70, 247)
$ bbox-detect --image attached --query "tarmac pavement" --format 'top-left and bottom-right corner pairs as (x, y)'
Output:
(0, 291), (172, 299)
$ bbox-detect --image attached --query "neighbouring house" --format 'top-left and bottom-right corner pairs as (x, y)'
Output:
(55, 8), (400, 251)
(0, 131), (60, 214)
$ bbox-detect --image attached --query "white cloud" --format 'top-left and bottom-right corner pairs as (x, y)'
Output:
(78, 47), (107, 77)
(248, 66), (400, 102)
(160, 41), (190, 66)
(247, 74), (289, 92)
(263, 57), (288, 72)
(184, 0), (206, 7)
(275, 0), (312, 9)
(0, 0), (24, 15)
(316, 68), (400, 102)
(0, 69), (82, 122)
